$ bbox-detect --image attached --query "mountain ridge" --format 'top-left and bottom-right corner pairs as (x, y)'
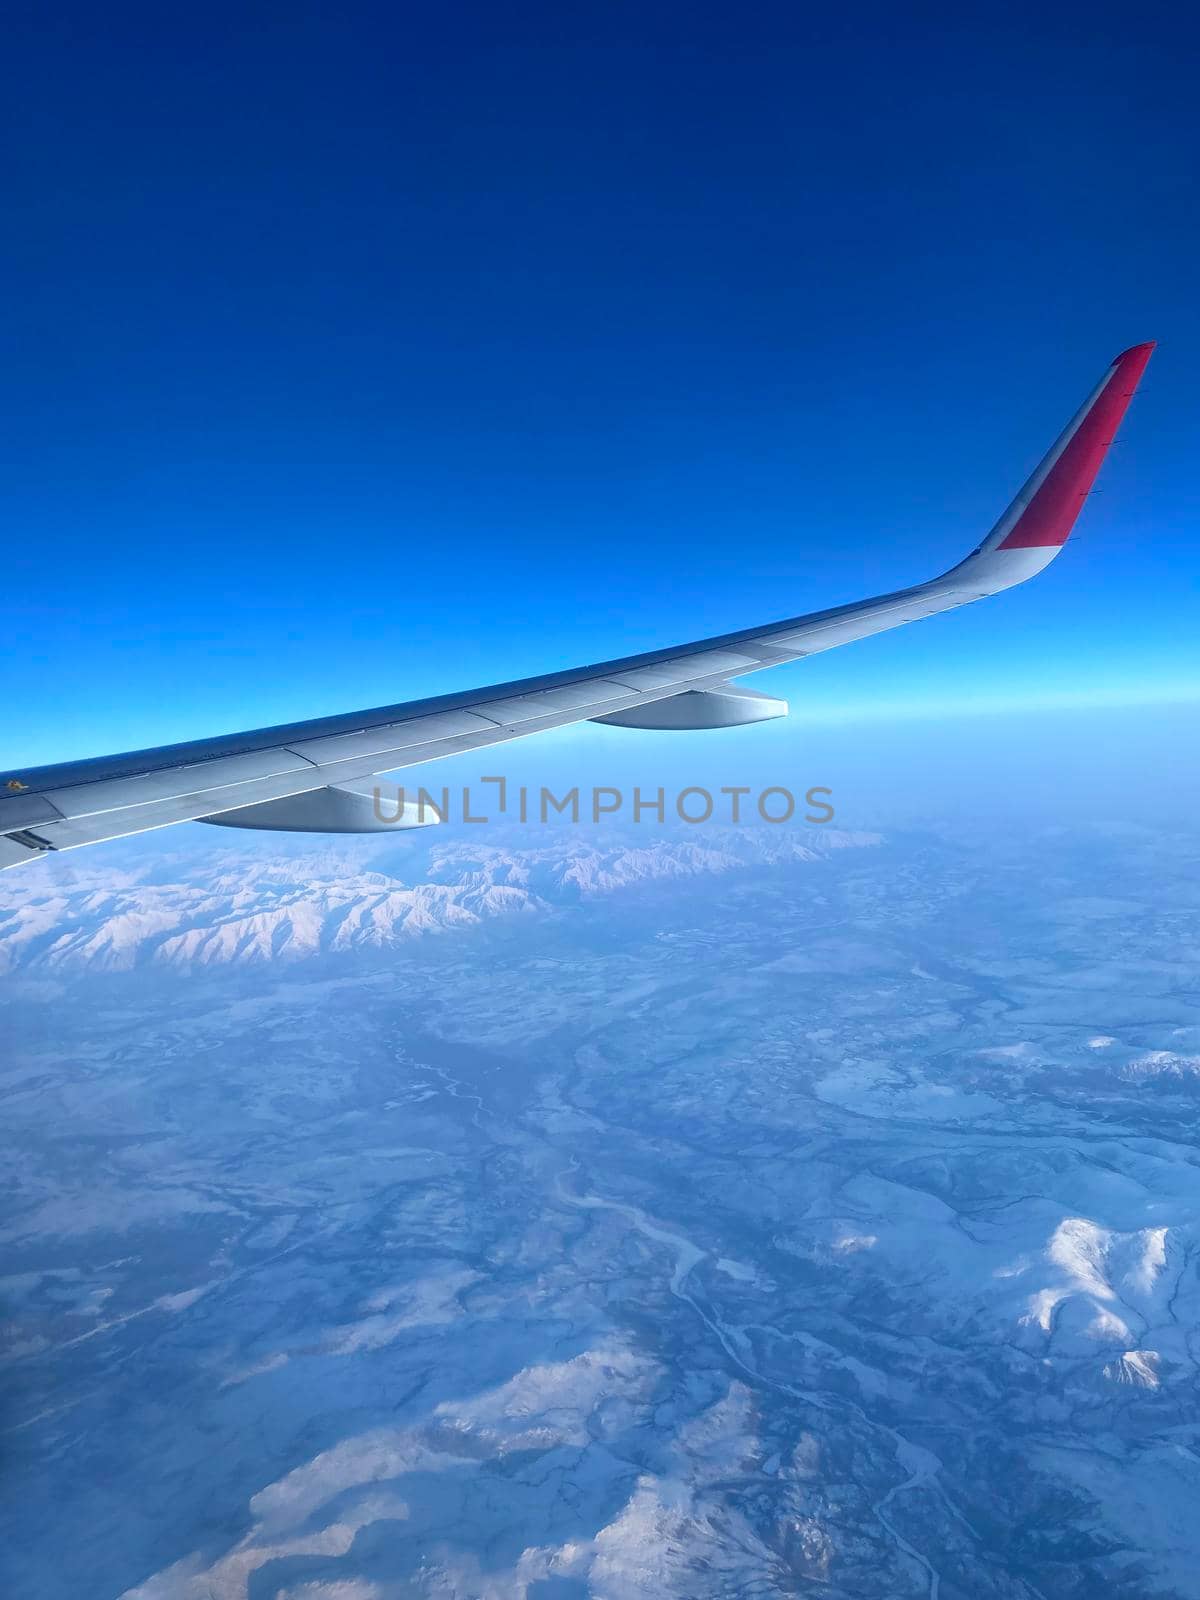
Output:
(0, 829), (880, 972)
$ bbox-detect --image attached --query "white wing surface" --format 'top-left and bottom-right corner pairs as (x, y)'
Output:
(0, 343), (1155, 870)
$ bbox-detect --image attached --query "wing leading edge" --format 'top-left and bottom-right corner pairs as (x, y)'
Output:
(0, 342), (1155, 869)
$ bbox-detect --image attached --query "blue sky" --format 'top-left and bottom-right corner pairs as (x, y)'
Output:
(4, 3), (1198, 818)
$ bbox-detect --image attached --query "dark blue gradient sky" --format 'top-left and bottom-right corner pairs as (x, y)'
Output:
(4, 3), (1197, 788)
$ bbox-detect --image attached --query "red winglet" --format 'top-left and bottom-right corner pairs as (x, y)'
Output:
(998, 342), (1155, 549)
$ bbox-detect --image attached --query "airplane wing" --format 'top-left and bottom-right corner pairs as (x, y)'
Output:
(0, 342), (1155, 870)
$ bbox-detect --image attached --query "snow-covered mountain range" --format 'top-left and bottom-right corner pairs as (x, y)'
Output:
(0, 828), (878, 972)
(7, 819), (1200, 1598)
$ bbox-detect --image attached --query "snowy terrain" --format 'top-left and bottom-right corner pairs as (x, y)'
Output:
(0, 829), (874, 972)
(3, 821), (1200, 1598)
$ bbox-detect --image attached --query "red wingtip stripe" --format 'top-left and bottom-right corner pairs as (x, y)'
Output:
(1113, 340), (1157, 365)
(999, 342), (1155, 550)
